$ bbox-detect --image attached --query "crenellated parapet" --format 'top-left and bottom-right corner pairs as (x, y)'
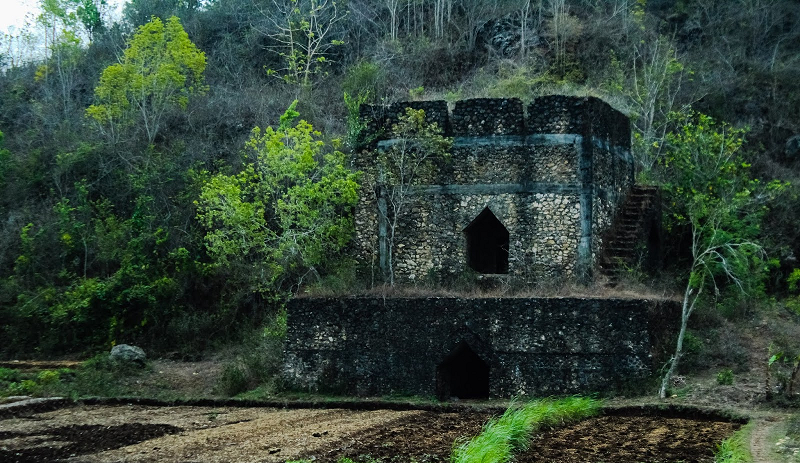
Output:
(358, 96), (630, 149)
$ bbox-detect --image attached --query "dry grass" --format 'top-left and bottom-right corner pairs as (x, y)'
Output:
(299, 274), (680, 301)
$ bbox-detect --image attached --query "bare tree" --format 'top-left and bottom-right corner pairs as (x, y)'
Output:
(374, 108), (451, 286)
(260, 0), (346, 87)
(630, 35), (690, 171)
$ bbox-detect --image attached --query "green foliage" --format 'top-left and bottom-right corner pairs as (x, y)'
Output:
(661, 112), (785, 299)
(678, 330), (705, 372)
(0, 131), (9, 195)
(216, 321), (286, 397)
(717, 368), (734, 385)
(0, 367), (22, 383)
(196, 102), (360, 295)
(715, 423), (753, 463)
(788, 269), (800, 316)
(343, 91), (370, 150)
(658, 112), (786, 398)
(451, 397), (601, 463)
(76, 0), (104, 39)
(766, 341), (800, 401)
(342, 60), (385, 102)
(86, 16), (207, 144)
(1, 368), (71, 398)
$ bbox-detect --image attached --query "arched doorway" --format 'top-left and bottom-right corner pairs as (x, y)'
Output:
(464, 208), (509, 274)
(436, 342), (490, 400)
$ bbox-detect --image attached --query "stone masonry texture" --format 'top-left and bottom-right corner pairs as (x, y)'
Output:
(283, 297), (672, 398)
(354, 96), (634, 285)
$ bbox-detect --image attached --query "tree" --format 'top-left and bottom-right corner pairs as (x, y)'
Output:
(374, 108), (451, 286)
(76, 0), (105, 40)
(86, 15), (207, 145)
(262, 0), (346, 88)
(195, 102), (361, 295)
(657, 112), (785, 398)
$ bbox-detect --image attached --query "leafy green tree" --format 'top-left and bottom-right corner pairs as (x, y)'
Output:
(196, 102), (360, 295)
(374, 108), (452, 286)
(86, 15), (207, 145)
(657, 112), (785, 398)
(76, 0), (105, 40)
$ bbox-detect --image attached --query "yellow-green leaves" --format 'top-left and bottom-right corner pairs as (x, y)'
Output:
(196, 103), (360, 294)
(86, 16), (207, 144)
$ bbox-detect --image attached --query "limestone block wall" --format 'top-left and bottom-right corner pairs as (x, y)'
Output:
(385, 192), (581, 282)
(283, 297), (667, 397)
(354, 96), (633, 285)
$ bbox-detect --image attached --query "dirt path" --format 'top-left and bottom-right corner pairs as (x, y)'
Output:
(749, 414), (786, 463)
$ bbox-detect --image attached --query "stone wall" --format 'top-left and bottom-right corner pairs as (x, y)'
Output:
(355, 96), (633, 284)
(283, 297), (669, 397)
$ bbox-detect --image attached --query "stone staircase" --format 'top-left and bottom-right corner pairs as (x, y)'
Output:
(598, 185), (661, 283)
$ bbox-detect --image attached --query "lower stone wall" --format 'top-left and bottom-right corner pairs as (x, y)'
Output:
(283, 297), (672, 398)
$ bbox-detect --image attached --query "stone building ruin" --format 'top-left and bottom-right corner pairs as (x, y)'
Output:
(281, 96), (668, 399)
(354, 96), (637, 285)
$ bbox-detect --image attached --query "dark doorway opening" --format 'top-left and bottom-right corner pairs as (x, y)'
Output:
(464, 208), (509, 274)
(436, 342), (490, 400)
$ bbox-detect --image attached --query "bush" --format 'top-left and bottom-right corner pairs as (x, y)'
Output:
(215, 317), (286, 397)
(0, 367), (21, 383)
(716, 369), (734, 385)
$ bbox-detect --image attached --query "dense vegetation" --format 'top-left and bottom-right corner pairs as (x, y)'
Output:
(1, 0), (799, 358)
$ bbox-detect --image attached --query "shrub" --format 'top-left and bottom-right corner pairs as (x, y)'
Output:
(36, 370), (61, 385)
(716, 369), (734, 385)
(0, 367), (21, 383)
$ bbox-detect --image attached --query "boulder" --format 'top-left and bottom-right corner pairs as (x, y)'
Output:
(110, 344), (146, 367)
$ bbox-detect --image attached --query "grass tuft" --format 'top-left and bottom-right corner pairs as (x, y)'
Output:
(715, 422), (753, 463)
(451, 396), (601, 463)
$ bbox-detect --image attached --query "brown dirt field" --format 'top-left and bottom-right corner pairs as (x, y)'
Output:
(518, 415), (741, 463)
(0, 405), (421, 463)
(310, 410), (493, 463)
(0, 403), (744, 463)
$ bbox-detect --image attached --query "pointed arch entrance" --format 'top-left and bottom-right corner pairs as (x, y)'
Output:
(436, 341), (490, 400)
(464, 207), (509, 274)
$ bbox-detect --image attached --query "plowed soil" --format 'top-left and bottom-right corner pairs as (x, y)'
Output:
(0, 404), (740, 463)
(518, 415), (741, 463)
(311, 410), (493, 463)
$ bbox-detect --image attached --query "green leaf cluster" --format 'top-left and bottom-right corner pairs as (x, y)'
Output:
(196, 102), (360, 295)
(377, 108), (452, 186)
(660, 112), (786, 297)
(3, 187), (196, 351)
(86, 16), (207, 144)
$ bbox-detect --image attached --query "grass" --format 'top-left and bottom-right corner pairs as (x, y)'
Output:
(451, 396), (602, 463)
(715, 422), (753, 463)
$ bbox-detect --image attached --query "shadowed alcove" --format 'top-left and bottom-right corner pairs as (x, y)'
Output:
(436, 341), (490, 400)
(464, 208), (509, 274)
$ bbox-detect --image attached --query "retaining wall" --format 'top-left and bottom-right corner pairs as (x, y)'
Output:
(283, 297), (671, 398)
